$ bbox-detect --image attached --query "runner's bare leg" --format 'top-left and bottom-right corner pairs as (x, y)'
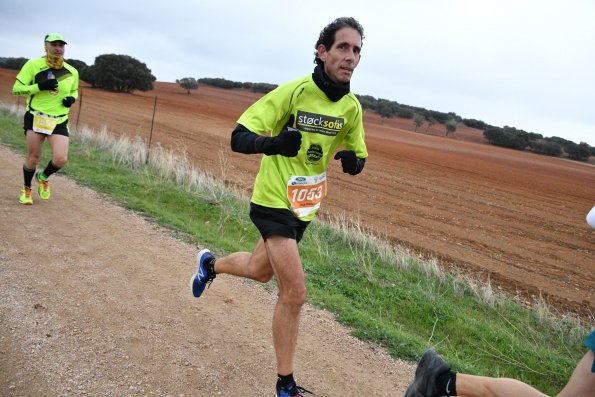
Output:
(213, 238), (274, 282)
(47, 134), (69, 168)
(25, 130), (45, 169)
(265, 236), (305, 375)
(213, 235), (305, 375)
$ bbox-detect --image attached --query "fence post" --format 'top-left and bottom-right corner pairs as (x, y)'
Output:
(146, 95), (158, 164)
(75, 88), (83, 131)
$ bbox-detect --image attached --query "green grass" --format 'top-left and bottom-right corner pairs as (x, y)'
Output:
(0, 108), (590, 395)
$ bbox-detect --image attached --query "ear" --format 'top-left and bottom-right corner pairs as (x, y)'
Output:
(317, 43), (328, 63)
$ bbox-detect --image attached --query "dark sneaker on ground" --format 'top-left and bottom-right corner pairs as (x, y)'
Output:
(276, 382), (314, 397)
(404, 349), (451, 397)
(190, 248), (216, 298)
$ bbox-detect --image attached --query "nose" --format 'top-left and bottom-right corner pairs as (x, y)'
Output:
(347, 46), (360, 63)
(343, 51), (355, 64)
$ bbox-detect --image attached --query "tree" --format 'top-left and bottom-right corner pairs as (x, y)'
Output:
(445, 119), (458, 136)
(87, 54), (156, 93)
(462, 118), (487, 130)
(546, 136), (574, 147)
(0, 57), (28, 70)
(484, 126), (529, 150)
(530, 140), (562, 157)
(66, 58), (89, 74)
(376, 98), (398, 119)
(565, 142), (591, 161)
(425, 117), (437, 133)
(427, 110), (449, 124)
(198, 77), (239, 89)
(80, 65), (98, 87)
(177, 77), (198, 95)
(413, 113), (424, 132)
(356, 94), (378, 112)
(527, 132), (543, 141)
(243, 82), (277, 94)
(396, 106), (414, 119)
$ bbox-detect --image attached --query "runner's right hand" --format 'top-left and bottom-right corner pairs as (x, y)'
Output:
(272, 115), (301, 157)
(38, 79), (58, 91)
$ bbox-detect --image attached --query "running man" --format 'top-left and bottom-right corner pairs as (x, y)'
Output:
(190, 17), (368, 396)
(13, 33), (79, 205)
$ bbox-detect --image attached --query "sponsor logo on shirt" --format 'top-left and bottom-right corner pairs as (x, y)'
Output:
(297, 110), (344, 136)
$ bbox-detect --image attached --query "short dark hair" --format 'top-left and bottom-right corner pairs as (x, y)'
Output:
(314, 17), (364, 66)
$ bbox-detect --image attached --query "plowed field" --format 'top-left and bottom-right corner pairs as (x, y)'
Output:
(1, 68), (593, 317)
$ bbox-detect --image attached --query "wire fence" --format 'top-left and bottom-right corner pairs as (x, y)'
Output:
(1, 84), (160, 141)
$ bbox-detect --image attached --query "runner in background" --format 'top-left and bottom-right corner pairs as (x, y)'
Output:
(190, 17), (368, 397)
(12, 33), (79, 205)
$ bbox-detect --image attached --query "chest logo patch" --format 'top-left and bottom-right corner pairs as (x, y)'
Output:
(306, 144), (323, 165)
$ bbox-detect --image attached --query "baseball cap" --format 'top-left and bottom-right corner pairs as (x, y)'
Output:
(44, 33), (67, 44)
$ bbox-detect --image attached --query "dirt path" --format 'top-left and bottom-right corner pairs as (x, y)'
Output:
(0, 145), (414, 396)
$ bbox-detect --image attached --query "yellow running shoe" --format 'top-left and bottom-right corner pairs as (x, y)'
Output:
(36, 172), (51, 200)
(19, 186), (33, 205)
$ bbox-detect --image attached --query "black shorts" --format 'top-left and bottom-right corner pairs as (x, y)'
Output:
(23, 111), (70, 137)
(250, 203), (310, 242)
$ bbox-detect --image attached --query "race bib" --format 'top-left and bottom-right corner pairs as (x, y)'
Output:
(287, 173), (327, 218)
(32, 111), (60, 135)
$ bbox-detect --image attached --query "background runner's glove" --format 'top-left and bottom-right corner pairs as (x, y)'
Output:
(62, 96), (76, 108)
(264, 115), (302, 157)
(334, 150), (365, 175)
(38, 79), (58, 91)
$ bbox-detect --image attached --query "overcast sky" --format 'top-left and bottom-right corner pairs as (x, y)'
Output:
(1, 0), (594, 146)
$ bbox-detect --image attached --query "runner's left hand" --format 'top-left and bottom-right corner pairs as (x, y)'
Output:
(334, 150), (363, 175)
(63, 96), (76, 108)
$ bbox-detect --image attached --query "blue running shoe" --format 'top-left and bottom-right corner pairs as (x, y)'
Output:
(190, 248), (216, 298)
(276, 382), (313, 397)
(404, 349), (451, 397)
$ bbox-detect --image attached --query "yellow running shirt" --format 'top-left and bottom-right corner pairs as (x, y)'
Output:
(238, 74), (367, 221)
(13, 57), (79, 124)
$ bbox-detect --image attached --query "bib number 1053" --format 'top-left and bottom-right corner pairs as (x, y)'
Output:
(286, 173), (327, 219)
(290, 185), (324, 202)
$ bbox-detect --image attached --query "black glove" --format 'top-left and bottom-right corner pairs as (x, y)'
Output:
(334, 150), (365, 175)
(267, 115), (302, 157)
(62, 96), (76, 108)
(38, 79), (58, 91)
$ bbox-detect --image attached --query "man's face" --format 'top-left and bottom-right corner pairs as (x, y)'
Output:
(45, 41), (65, 57)
(317, 27), (362, 85)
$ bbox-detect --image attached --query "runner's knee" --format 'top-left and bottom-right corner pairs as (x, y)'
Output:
(52, 155), (68, 168)
(27, 154), (41, 166)
(279, 284), (307, 309)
